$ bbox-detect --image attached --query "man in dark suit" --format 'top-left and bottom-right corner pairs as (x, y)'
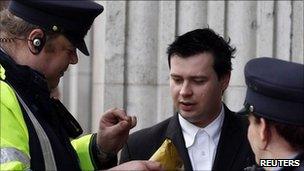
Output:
(120, 28), (255, 170)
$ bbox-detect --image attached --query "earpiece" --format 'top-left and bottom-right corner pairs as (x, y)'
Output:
(33, 38), (42, 47)
(31, 36), (45, 54)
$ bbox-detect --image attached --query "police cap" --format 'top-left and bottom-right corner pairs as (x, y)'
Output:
(238, 57), (304, 126)
(8, 0), (103, 56)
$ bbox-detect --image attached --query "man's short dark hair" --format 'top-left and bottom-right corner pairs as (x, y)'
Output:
(167, 28), (236, 79)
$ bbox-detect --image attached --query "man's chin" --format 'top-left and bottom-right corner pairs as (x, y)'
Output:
(179, 111), (207, 124)
(179, 110), (198, 119)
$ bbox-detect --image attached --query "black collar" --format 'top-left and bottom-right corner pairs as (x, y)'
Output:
(0, 49), (50, 97)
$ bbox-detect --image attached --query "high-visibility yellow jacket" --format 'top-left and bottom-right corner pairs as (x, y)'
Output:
(0, 53), (101, 170)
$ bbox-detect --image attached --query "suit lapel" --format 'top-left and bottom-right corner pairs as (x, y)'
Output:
(212, 106), (244, 171)
(166, 114), (193, 171)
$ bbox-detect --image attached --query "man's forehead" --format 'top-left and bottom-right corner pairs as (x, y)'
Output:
(170, 57), (214, 74)
(171, 53), (214, 65)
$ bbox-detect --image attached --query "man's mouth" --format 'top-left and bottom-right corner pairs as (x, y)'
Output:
(179, 100), (195, 111)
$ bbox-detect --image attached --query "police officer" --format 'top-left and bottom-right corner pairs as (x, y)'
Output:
(238, 57), (304, 171)
(0, 0), (161, 170)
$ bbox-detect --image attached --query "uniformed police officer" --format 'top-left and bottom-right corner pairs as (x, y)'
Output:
(238, 57), (304, 171)
(0, 0), (161, 170)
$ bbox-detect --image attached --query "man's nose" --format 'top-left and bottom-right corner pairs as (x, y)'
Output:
(180, 81), (193, 97)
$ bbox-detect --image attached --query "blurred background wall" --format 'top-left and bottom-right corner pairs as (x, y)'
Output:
(1, 1), (303, 134)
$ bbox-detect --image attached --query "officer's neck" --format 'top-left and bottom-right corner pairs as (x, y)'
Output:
(2, 42), (38, 67)
(262, 130), (299, 160)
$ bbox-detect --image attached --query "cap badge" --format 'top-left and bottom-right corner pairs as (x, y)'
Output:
(52, 25), (59, 32)
(249, 105), (254, 112)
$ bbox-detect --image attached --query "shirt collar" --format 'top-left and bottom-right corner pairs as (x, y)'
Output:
(179, 103), (225, 148)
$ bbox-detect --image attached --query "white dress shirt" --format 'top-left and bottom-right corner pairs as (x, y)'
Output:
(179, 104), (225, 171)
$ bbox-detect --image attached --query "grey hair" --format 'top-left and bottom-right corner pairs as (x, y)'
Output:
(0, 9), (39, 38)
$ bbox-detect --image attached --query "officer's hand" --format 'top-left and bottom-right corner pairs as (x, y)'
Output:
(107, 161), (163, 171)
(97, 108), (136, 153)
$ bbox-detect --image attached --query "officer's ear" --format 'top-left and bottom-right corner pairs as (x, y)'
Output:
(27, 29), (45, 55)
(259, 118), (271, 150)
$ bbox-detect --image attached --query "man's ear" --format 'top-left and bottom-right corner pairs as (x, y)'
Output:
(220, 72), (231, 93)
(27, 29), (45, 54)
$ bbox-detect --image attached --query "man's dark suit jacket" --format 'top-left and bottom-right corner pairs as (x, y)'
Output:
(120, 105), (255, 171)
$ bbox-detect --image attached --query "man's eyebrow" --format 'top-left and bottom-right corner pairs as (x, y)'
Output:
(190, 76), (208, 79)
(170, 74), (208, 80)
(170, 73), (181, 77)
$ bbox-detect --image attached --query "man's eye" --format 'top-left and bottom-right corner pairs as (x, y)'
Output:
(194, 80), (205, 84)
(193, 79), (206, 85)
(172, 78), (182, 83)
